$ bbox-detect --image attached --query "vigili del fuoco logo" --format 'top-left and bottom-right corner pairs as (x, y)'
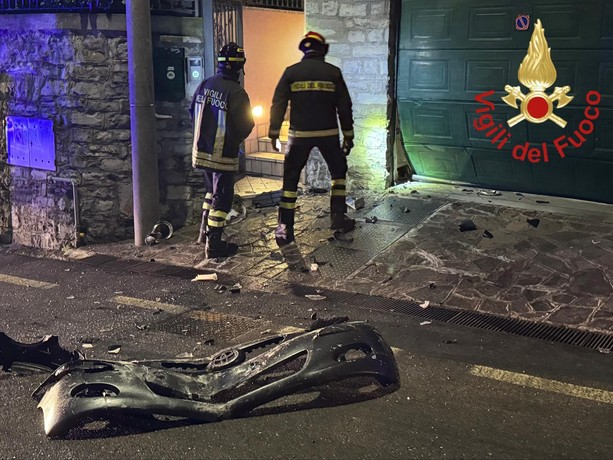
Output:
(473, 19), (601, 163)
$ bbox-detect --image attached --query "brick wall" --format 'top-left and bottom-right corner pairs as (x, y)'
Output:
(305, 0), (391, 192)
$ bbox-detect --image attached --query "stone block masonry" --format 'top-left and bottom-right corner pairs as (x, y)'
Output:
(0, 16), (205, 249)
(306, 0), (391, 192)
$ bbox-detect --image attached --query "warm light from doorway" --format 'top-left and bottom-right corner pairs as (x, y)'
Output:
(252, 105), (263, 117)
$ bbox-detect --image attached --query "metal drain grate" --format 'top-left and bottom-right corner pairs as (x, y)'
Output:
(343, 294), (613, 351)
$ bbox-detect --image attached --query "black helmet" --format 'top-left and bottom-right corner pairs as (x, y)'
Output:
(299, 31), (329, 56)
(217, 42), (246, 75)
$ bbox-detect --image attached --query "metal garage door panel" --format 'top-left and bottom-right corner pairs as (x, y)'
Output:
(468, 148), (534, 189)
(400, 0), (607, 50)
(397, 50), (601, 103)
(403, 144), (477, 182)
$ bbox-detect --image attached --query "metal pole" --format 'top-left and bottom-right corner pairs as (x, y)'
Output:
(126, 0), (160, 246)
(203, 0), (216, 78)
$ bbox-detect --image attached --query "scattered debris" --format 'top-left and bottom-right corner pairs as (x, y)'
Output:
(346, 196), (365, 210)
(66, 295), (75, 300)
(535, 200), (550, 204)
(81, 343), (94, 349)
(253, 190), (282, 208)
(477, 189), (501, 196)
(598, 347), (611, 354)
(192, 273), (218, 282)
(365, 216), (378, 224)
(310, 312), (318, 320)
(429, 283), (436, 289)
(462, 189), (473, 193)
(145, 221), (174, 246)
(419, 321), (432, 326)
(444, 339), (458, 344)
(310, 263), (319, 272)
(419, 300), (430, 309)
(107, 345), (121, 354)
(410, 190), (418, 194)
(403, 207), (411, 213)
(0, 333), (83, 372)
(527, 218), (540, 228)
(204, 339), (215, 346)
(229, 283), (242, 294)
(175, 352), (194, 359)
(305, 294), (326, 301)
(459, 219), (477, 232)
(483, 230), (494, 239)
(592, 240), (601, 245)
(308, 316), (350, 330)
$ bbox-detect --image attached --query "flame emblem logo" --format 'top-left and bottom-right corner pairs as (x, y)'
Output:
(502, 19), (573, 128)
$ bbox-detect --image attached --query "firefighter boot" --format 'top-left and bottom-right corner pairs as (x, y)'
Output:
(275, 223), (295, 247)
(196, 210), (208, 245)
(330, 213), (356, 233)
(204, 227), (238, 259)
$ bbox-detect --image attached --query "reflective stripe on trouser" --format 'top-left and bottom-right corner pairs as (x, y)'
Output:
(330, 178), (347, 215)
(278, 190), (297, 227)
(202, 193), (213, 211)
(208, 209), (228, 228)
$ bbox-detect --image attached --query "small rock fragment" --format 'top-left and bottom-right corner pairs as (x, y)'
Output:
(459, 220), (477, 232)
(483, 230), (494, 238)
(527, 218), (540, 228)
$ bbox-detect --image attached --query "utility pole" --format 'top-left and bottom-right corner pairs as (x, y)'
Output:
(126, 0), (160, 246)
(203, 0), (216, 78)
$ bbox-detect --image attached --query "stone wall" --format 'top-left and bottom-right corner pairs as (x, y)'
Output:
(0, 73), (10, 244)
(0, 15), (204, 249)
(305, 0), (392, 192)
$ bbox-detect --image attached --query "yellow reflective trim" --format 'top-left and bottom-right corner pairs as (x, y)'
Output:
(342, 130), (354, 137)
(202, 202), (212, 210)
(207, 219), (225, 227)
(331, 179), (346, 186)
(213, 110), (227, 157)
(279, 202), (296, 210)
(218, 57), (245, 62)
(205, 193), (214, 199)
(330, 190), (345, 196)
(282, 190), (298, 198)
(209, 210), (228, 219)
(290, 81), (336, 92)
(192, 150), (238, 165)
(288, 128), (339, 138)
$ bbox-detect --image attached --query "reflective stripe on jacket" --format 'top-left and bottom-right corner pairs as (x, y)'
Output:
(190, 74), (254, 172)
(269, 55), (354, 140)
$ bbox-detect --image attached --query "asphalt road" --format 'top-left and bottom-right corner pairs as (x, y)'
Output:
(0, 253), (612, 459)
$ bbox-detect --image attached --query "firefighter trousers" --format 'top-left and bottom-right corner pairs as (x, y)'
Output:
(278, 137), (348, 228)
(203, 169), (235, 229)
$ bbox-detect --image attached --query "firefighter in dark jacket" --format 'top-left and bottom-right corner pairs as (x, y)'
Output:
(190, 42), (254, 259)
(269, 31), (355, 247)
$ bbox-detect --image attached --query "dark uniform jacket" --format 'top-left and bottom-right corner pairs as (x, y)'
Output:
(190, 74), (254, 172)
(269, 54), (354, 141)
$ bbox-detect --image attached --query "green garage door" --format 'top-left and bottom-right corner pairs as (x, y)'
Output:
(397, 0), (613, 203)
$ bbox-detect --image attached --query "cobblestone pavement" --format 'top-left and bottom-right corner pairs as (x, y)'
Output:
(54, 181), (613, 336)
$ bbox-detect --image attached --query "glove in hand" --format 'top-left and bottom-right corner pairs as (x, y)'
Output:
(342, 138), (354, 156)
(270, 136), (280, 152)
